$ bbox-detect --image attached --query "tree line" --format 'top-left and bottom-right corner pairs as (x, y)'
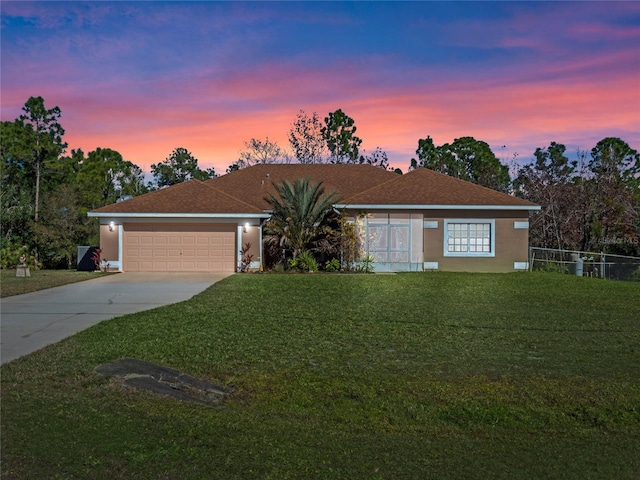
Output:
(227, 109), (396, 172)
(2, 96), (638, 268)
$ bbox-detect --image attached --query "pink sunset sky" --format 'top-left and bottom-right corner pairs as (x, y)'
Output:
(2, 1), (639, 176)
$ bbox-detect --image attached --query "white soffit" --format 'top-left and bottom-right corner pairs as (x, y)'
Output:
(335, 204), (541, 211)
(88, 212), (270, 219)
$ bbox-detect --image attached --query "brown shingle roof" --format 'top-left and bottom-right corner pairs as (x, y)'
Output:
(206, 164), (399, 210)
(341, 167), (538, 208)
(91, 165), (538, 216)
(91, 179), (264, 214)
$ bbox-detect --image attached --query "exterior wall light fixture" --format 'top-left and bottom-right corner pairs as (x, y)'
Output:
(109, 221), (115, 232)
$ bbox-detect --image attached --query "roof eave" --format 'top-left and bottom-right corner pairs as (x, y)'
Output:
(88, 212), (270, 218)
(334, 204), (541, 211)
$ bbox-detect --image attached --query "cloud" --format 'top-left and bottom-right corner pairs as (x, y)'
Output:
(2, 1), (638, 176)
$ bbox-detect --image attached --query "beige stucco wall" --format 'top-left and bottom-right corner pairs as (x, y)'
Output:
(423, 210), (530, 272)
(99, 224), (119, 266)
(346, 208), (531, 273)
(240, 225), (261, 269)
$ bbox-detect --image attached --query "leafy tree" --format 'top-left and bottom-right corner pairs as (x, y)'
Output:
(1, 120), (36, 246)
(584, 138), (639, 254)
(76, 148), (147, 209)
(358, 147), (390, 170)
(263, 178), (341, 259)
(17, 96), (67, 222)
(288, 110), (328, 164)
(410, 136), (440, 172)
(589, 137), (639, 185)
(33, 184), (88, 269)
(234, 137), (288, 170)
(1, 97), (66, 264)
(0, 174), (33, 248)
(1, 120), (33, 189)
(151, 147), (215, 187)
(411, 136), (510, 192)
(514, 138), (639, 255)
(322, 109), (362, 164)
(514, 142), (583, 250)
(226, 162), (240, 174)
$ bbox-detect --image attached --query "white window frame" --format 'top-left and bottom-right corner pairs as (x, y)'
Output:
(443, 219), (495, 258)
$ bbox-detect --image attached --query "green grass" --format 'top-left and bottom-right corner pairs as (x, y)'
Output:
(0, 269), (112, 298)
(2, 272), (639, 479)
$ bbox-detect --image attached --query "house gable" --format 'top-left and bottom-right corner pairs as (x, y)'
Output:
(338, 167), (539, 209)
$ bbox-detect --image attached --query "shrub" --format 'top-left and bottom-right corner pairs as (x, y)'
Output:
(288, 250), (319, 273)
(324, 258), (341, 272)
(356, 254), (375, 273)
(0, 244), (38, 270)
(238, 242), (254, 273)
(91, 248), (103, 271)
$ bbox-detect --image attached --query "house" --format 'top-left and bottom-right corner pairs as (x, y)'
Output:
(88, 164), (540, 273)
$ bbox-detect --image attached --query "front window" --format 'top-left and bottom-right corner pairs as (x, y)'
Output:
(444, 220), (495, 257)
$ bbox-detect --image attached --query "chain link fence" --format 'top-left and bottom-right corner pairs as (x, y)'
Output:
(529, 247), (640, 282)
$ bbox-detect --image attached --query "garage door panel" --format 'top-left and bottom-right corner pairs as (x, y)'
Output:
(124, 223), (236, 272)
(140, 236), (154, 246)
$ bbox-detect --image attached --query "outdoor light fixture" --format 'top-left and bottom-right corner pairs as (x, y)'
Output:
(243, 223), (250, 233)
(109, 221), (115, 232)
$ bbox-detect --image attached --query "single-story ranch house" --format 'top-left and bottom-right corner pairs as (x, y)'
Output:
(89, 164), (540, 273)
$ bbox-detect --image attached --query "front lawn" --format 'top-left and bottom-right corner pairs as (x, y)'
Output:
(0, 269), (112, 298)
(1, 273), (639, 479)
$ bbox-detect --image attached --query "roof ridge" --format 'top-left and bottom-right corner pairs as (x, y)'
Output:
(341, 170), (403, 203)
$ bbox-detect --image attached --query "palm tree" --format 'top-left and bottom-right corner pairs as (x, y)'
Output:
(264, 178), (341, 258)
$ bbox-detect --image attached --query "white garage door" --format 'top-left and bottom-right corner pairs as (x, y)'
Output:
(123, 223), (236, 272)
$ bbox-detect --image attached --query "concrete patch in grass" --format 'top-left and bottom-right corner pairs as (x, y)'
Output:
(95, 358), (230, 405)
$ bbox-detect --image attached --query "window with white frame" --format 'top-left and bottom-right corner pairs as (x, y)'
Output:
(444, 220), (495, 257)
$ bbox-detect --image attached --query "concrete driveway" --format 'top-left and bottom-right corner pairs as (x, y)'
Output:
(0, 272), (232, 365)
